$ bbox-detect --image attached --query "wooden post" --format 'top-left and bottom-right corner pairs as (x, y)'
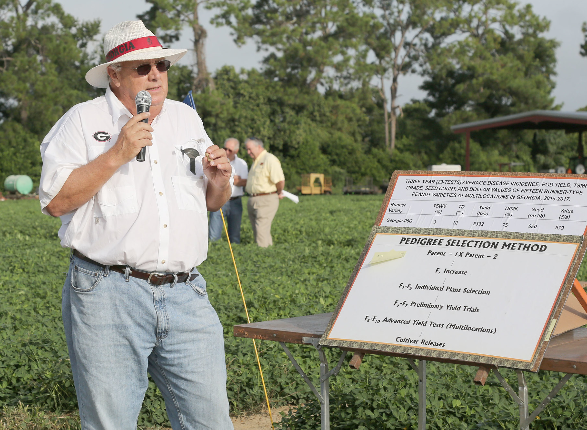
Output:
(349, 352), (365, 369)
(473, 365), (491, 386)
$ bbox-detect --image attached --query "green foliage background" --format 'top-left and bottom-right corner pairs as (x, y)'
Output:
(2, 197), (587, 429)
(0, 0), (580, 193)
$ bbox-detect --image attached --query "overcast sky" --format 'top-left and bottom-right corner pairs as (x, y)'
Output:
(58, 0), (587, 111)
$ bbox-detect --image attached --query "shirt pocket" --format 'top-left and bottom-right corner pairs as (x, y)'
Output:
(175, 139), (207, 177)
(171, 176), (206, 212)
(88, 145), (139, 217)
(251, 163), (269, 188)
(97, 184), (139, 217)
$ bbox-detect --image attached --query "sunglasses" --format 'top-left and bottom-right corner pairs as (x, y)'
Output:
(130, 60), (171, 76)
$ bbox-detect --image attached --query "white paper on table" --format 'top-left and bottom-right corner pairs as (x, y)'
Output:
(281, 190), (299, 204)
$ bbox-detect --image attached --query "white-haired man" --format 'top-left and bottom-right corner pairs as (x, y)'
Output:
(245, 137), (285, 247)
(208, 138), (248, 243)
(39, 21), (233, 429)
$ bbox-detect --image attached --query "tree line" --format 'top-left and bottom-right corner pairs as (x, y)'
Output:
(0, 0), (583, 192)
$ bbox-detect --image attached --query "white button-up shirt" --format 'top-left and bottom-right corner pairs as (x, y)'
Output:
(230, 155), (248, 198)
(40, 87), (213, 272)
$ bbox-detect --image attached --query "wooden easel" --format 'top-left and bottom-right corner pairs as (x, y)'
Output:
(572, 279), (587, 313)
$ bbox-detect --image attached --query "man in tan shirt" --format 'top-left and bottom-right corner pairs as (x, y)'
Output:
(245, 137), (285, 247)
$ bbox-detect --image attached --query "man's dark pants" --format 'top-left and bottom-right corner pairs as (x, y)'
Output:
(208, 197), (243, 243)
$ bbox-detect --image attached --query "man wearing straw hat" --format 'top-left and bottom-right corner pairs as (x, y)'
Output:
(39, 20), (233, 429)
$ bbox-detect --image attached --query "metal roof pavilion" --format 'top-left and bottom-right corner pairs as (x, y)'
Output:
(451, 110), (587, 170)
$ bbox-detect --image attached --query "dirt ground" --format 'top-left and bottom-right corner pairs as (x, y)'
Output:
(231, 406), (290, 430)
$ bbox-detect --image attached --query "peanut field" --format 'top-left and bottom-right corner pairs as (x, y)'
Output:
(1, 196), (587, 429)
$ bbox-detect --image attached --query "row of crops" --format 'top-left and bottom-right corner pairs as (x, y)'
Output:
(1, 196), (587, 428)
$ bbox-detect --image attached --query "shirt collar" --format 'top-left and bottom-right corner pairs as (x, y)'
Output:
(105, 86), (132, 126)
(253, 149), (267, 165)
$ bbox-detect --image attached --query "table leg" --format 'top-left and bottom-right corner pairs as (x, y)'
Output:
(493, 368), (574, 429)
(418, 360), (427, 430)
(517, 370), (529, 430)
(520, 373), (573, 429)
(318, 347), (330, 430)
(278, 340), (346, 430)
(407, 359), (427, 429)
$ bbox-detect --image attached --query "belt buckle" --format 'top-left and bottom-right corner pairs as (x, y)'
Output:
(147, 272), (167, 284)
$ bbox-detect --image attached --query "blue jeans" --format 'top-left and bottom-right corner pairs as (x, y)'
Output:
(208, 197), (243, 244)
(62, 254), (233, 430)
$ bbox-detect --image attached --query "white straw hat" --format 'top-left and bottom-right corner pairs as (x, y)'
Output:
(85, 20), (187, 88)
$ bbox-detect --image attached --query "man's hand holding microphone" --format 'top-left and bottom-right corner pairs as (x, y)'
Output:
(110, 90), (153, 165)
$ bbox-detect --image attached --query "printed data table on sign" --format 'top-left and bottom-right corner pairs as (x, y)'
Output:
(380, 175), (587, 236)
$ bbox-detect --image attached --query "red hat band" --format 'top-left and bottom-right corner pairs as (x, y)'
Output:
(106, 36), (162, 62)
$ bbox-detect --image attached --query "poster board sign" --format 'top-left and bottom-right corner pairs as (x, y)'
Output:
(320, 171), (587, 371)
(377, 171), (587, 236)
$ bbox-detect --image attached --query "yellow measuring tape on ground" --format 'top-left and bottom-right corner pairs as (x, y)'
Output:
(219, 209), (275, 429)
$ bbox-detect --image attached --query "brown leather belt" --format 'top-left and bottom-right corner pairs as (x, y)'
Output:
(250, 191), (276, 197)
(72, 250), (196, 286)
(229, 196), (242, 200)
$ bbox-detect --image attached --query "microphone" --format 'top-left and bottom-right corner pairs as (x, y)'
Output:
(135, 90), (152, 162)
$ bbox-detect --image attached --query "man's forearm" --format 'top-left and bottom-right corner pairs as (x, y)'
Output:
(275, 180), (285, 194)
(206, 181), (232, 212)
(45, 111), (153, 218)
(45, 151), (123, 217)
